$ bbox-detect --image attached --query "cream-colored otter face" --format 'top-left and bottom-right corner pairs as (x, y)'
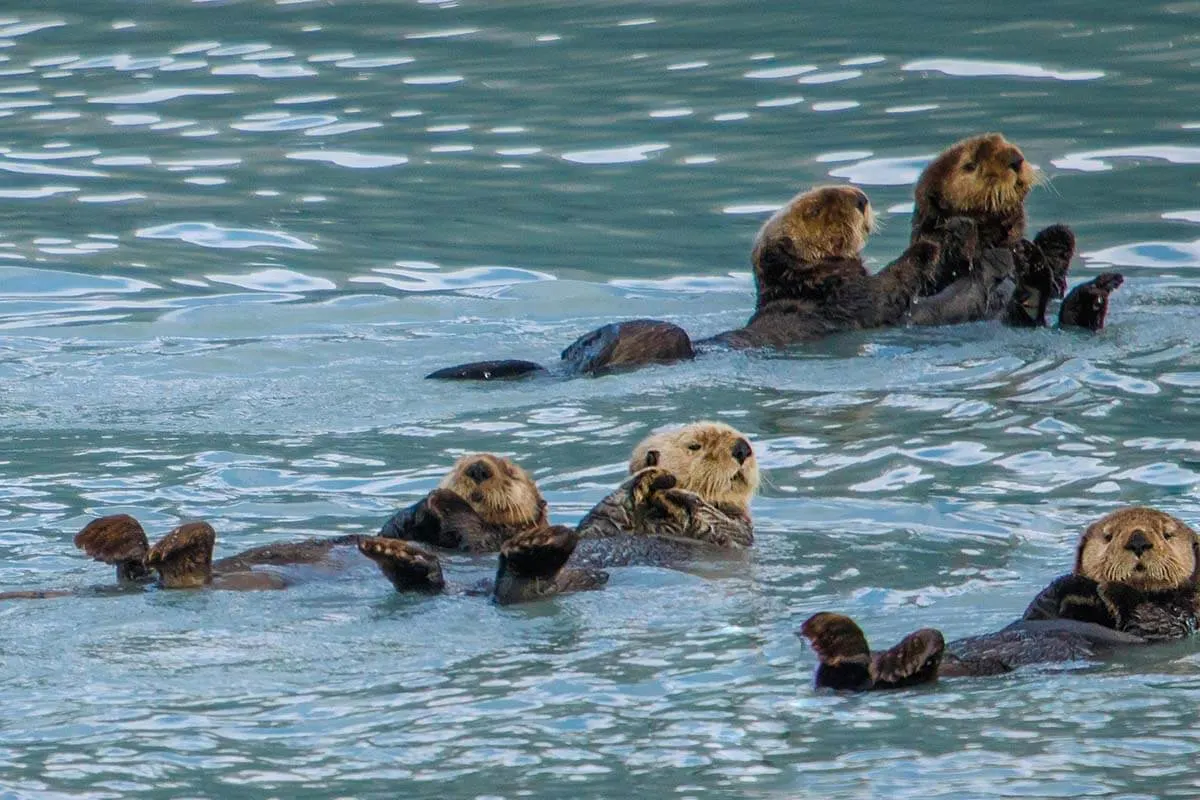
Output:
(629, 422), (759, 512)
(754, 185), (875, 265)
(1075, 507), (1199, 591)
(439, 453), (548, 531)
(918, 132), (1038, 216)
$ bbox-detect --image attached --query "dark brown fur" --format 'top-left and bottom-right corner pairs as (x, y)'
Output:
(800, 612), (945, 692)
(73, 514), (152, 583)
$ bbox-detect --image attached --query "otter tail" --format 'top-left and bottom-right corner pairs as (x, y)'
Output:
(800, 612), (944, 692)
(145, 521), (215, 589)
(357, 536), (446, 594)
(74, 514), (152, 584)
(426, 319), (695, 382)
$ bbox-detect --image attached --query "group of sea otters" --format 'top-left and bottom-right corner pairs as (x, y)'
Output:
(8, 133), (1195, 693)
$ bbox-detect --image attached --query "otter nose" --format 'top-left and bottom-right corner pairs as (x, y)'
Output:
(853, 190), (869, 213)
(1009, 153), (1025, 172)
(731, 438), (752, 464)
(1125, 530), (1153, 557)
(464, 461), (492, 484)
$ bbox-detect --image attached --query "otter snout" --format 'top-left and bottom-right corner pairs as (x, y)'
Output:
(1125, 530), (1153, 557)
(731, 438), (753, 465)
(1008, 153), (1025, 172)
(464, 461), (493, 484)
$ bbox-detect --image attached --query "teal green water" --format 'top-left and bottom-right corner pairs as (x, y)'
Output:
(3, 1), (1200, 797)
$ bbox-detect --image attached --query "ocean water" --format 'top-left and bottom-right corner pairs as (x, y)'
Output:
(2, 1), (1200, 797)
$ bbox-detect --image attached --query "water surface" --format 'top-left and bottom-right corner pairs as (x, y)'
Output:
(3, 1), (1200, 798)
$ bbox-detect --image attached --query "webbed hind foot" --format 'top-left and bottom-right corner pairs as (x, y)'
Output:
(493, 525), (587, 605)
(145, 521), (215, 589)
(74, 514), (152, 583)
(358, 536), (446, 594)
(800, 612), (944, 692)
(1059, 272), (1123, 331)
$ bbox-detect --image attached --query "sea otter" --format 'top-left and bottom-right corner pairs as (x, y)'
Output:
(799, 507), (1198, 691)
(0, 515), (284, 600)
(362, 421), (759, 604)
(209, 452), (550, 576)
(902, 132), (1123, 330)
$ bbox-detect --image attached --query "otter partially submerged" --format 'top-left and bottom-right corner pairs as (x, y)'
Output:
(0, 514), (284, 600)
(800, 507), (1198, 691)
(429, 136), (1122, 381)
(361, 421), (759, 604)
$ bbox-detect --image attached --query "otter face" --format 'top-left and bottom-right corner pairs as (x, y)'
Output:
(759, 185), (875, 264)
(629, 421), (759, 511)
(1075, 507), (1200, 591)
(439, 453), (548, 532)
(919, 133), (1038, 217)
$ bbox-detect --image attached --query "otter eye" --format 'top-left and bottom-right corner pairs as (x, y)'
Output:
(1164, 529), (1175, 540)
(687, 443), (702, 452)
(962, 161), (977, 172)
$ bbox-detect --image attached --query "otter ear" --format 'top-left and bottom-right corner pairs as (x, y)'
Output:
(644, 449), (660, 467)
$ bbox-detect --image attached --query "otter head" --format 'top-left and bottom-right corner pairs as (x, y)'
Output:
(629, 421), (759, 512)
(439, 453), (548, 532)
(754, 184), (875, 267)
(914, 133), (1036, 238)
(1075, 507), (1200, 592)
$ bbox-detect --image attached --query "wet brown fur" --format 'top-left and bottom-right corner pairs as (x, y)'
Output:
(1076, 507), (1199, 592)
(73, 514), (152, 583)
(752, 185), (875, 309)
(801, 612), (945, 691)
(145, 521), (216, 589)
(912, 132), (1037, 250)
(629, 421), (759, 516)
(439, 453), (548, 534)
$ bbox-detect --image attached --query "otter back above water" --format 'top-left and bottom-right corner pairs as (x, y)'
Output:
(3, 1), (1200, 799)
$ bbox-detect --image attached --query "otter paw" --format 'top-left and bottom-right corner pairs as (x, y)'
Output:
(940, 216), (979, 262)
(498, 525), (578, 580)
(1033, 224), (1076, 299)
(74, 514), (149, 565)
(358, 536), (445, 593)
(628, 466), (678, 507)
(1058, 272), (1123, 332)
(1005, 239), (1052, 328)
(145, 521), (216, 589)
(380, 489), (474, 550)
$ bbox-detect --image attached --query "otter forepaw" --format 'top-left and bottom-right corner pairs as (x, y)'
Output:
(1033, 224), (1076, 298)
(628, 466), (678, 509)
(1005, 239), (1052, 328)
(1058, 272), (1123, 332)
(379, 489), (475, 550)
(357, 536), (446, 594)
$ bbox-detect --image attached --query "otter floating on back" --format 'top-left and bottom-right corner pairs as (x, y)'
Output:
(0, 515), (286, 600)
(359, 421), (760, 604)
(800, 507), (1199, 692)
(427, 133), (1122, 382)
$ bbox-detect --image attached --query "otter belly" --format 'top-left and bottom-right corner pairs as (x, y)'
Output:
(940, 619), (1147, 678)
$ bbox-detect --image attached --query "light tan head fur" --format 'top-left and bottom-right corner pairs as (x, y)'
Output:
(1075, 507), (1200, 591)
(753, 185), (875, 268)
(916, 133), (1039, 218)
(439, 453), (548, 533)
(629, 421), (759, 513)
